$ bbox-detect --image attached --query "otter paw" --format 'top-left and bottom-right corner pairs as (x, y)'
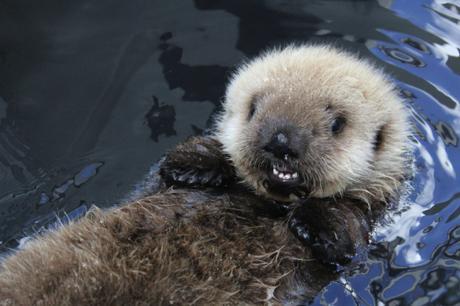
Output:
(160, 136), (236, 188)
(288, 200), (367, 266)
(289, 216), (355, 266)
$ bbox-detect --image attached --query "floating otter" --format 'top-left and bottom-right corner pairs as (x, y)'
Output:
(0, 45), (411, 305)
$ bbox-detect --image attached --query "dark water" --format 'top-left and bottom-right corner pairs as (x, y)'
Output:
(0, 0), (459, 304)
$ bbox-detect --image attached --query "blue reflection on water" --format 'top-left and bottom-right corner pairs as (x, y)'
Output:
(0, 0), (459, 304)
(312, 0), (460, 304)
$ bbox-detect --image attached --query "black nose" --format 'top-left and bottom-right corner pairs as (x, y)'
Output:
(264, 132), (298, 159)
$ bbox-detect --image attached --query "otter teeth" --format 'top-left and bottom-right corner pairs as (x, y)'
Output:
(272, 167), (298, 180)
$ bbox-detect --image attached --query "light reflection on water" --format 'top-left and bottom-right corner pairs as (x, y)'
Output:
(0, 0), (459, 304)
(314, 1), (460, 304)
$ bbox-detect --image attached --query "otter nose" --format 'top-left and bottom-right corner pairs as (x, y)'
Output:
(264, 132), (298, 159)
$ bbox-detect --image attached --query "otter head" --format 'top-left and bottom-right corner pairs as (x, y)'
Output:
(216, 45), (411, 203)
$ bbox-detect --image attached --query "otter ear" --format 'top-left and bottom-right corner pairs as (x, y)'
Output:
(160, 136), (236, 188)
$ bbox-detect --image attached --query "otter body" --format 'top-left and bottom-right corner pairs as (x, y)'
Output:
(0, 45), (411, 305)
(0, 189), (335, 305)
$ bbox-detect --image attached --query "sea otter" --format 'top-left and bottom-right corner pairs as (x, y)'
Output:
(0, 45), (411, 305)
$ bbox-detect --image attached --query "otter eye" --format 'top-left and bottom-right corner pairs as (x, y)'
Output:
(248, 101), (256, 120)
(331, 116), (346, 134)
(373, 125), (385, 151)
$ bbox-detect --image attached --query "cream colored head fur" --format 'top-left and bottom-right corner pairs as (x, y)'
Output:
(216, 45), (411, 203)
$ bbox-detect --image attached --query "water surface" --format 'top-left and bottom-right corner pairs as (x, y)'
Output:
(0, 0), (459, 304)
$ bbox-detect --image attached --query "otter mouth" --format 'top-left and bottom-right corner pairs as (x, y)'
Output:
(268, 164), (301, 186)
(263, 162), (306, 199)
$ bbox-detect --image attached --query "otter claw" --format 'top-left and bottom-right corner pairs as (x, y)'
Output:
(289, 215), (312, 244)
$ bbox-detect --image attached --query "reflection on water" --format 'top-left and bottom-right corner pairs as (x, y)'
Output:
(0, 0), (459, 304)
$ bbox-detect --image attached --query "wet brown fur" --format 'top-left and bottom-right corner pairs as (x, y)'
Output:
(0, 190), (336, 305)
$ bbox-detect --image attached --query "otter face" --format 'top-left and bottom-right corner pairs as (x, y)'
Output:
(216, 45), (411, 203)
